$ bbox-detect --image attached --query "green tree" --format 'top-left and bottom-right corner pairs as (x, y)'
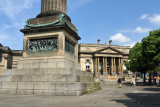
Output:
(125, 42), (147, 84)
(142, 29), (160, 84)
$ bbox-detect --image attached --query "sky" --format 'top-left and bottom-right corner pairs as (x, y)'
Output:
(0, 0), (160, 50)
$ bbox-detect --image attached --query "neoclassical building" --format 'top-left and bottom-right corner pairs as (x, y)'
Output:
(79, 40), (130, 76)
(0, 43), (22, 75)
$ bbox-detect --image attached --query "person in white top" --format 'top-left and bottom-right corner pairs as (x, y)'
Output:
(131, 76), (136, 87)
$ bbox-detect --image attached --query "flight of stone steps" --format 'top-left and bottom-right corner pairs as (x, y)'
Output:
(0, 64), (101, 96)
(0, 59), (101, 96)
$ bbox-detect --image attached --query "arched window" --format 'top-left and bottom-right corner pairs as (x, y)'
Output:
(86, 60), (90, 70)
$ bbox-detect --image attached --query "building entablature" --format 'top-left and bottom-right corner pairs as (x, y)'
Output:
(79, 43), (130, 54)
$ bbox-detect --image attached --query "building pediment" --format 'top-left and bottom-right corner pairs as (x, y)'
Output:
(94, 47), (123, 54)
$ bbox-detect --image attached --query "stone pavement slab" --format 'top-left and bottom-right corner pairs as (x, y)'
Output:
(0, 82), (160, 107)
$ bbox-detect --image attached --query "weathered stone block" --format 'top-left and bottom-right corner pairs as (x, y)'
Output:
(3, 70), (12, 75)
(32, 63), (40, 68)
(22, 75), (32, 82)
(0, 82), (2, 89)
(56, 83), (82, 91)
(2, 82), (18, 89)
(8, 90), (17, 95)
(12, 75), (22, 82)
(34, 83), (45, 89)
(59, 68), (71, 75)
(18, 82), (25, 89)
(67, 75), (78, 82)
(1, 76), (12, 81)
(34, 90), (45, 95)
(49, 75), (67, 82)
(43, 75), (49, 81)
(25, 69), (36, 75)
(17, 90), (27, 95)
(44, 68), (60, 75)
(18, 82), (33, 90)
(56, 62), (65, 68)
(40, 62), (56, 68)
(24, 63), (33, 69)
(12, 69), (25, 75)
(44, 83), (56, 90)
(26, 82), (34, 89)
(35, 68), (44, 75)
(17, 63), (24, 69)
(45, 90), (55, 96)
(32, 75), (44, 81)
(55, 90), (76, 96)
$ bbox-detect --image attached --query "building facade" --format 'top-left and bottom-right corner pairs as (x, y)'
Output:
(79, 40), (130, 76)
(0, 43), (22, 75)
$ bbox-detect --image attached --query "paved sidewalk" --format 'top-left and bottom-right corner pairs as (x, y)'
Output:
(0, 82), (160, 107)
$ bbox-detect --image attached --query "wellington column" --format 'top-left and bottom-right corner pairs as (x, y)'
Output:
(41, 0), (67, 14)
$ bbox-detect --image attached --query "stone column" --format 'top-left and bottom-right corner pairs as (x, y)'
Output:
(113, 57), (115, 73)
(95, 57), (97, 73)
(111, 57), (113, 74)
(41, 0), (67, 14)
(118, 58), (121, 73)
(103, 57), (105, 74)
(93, 56), (96, 77)
(106, 57), (108, 73)
(97, 57), (99, 72)
(121, 60), (123, 73)
(121, 59), (123, 73)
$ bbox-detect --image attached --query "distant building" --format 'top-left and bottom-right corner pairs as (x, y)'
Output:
(79, 39), (130, 76)
(0, 43), (22, 75)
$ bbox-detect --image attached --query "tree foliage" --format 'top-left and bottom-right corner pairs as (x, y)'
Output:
(125, 42), (147, 73)
(126, 29), (160, 73)
(142, 29), (160, 70)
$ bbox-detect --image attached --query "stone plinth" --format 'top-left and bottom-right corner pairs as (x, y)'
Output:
(0, 58), (101, 96)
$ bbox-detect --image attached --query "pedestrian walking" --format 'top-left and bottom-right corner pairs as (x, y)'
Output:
(131, 76), (136, 87)
(117, 76), (122, 88)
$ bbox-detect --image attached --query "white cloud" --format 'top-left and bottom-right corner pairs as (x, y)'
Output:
(140, 14), (148, 20)
(133, 27), (151, 33)
(148, 14), (160, 26)
(110, 33), (130, 43)
(120, 27), (151, 33)
(125, 42), (136, 48)
(0, 0), (38, 20)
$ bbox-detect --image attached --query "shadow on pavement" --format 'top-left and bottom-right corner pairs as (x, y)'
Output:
(122, 82), (159, 87)
(112, 93), (160, 107)
(122, 82), (144, 86)
(143, 88), (160, 91)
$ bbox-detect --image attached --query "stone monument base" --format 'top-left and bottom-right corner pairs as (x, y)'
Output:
(0, 57), (101, 96)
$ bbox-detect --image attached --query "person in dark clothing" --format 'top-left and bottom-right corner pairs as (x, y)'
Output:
(117, 76), (122, 88)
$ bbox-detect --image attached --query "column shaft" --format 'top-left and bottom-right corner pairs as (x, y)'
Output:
(97, 57), (99, 72)
(103, 57), (105, 74)
(106, 58), (108, 73)
(95, 57), (97, 73)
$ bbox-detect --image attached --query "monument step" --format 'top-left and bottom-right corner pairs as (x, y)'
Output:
(0, 74), (94, 82)
(0, 88), (100, 96)
(17, 58), (81, 70)
(3, 68), (91, 76)
(0, 82), (101, 92)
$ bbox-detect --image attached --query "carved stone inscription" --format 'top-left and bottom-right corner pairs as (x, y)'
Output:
(28, 37), (57, 52)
